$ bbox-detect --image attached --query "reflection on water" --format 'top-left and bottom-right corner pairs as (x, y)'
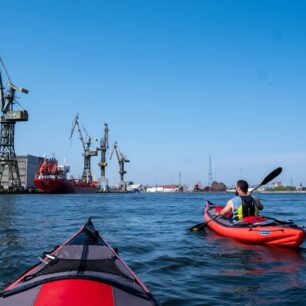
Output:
(0, 193), (306, 305)
(201, 226), (306, 305)
(215, 240), (304, 276)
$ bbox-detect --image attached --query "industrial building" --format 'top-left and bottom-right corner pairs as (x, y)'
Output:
(0, 155), (43, 190)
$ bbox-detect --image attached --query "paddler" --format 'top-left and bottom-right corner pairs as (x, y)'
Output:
(216, 180), (263, 220)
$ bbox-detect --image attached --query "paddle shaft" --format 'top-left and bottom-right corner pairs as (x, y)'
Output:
(189, 215), (218, 232)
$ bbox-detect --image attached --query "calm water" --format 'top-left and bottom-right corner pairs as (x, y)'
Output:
(0, 192), (305, 305)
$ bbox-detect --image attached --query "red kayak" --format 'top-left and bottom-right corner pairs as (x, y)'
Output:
(0, 219), (159, 306)
(204, 201), (305, 248)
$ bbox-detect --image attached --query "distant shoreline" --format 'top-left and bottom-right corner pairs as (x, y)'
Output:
(226, 190), (306, 194)
(259, 191), (306, 194)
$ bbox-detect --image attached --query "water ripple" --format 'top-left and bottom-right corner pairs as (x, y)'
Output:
(0, 193), (305, 305)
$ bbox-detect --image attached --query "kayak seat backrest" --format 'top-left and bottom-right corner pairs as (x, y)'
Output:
(242, 216), (266, 224)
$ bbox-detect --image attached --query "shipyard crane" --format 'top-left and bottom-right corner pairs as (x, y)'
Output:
(70, 114), (97, 183)
(110, 141), (130, 191)
(0, 58), (29, 191)
(97, 123), (109, 191)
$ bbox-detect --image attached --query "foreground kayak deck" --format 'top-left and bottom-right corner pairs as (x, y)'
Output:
(0, 219), (159, 306)
(204, 201), (305, 248)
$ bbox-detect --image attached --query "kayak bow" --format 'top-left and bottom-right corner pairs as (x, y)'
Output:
(0, 219), (159, 306)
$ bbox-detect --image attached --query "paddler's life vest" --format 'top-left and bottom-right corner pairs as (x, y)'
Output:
(232, 195), (259, 220)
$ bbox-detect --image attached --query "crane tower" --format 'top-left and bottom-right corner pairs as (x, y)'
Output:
(97, 123), (109, 191)
(70, 114), (97, 183)
(0, 58), (29, 191)
(110, 141), (129, 191)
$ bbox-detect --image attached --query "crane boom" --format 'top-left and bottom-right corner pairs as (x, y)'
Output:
(0, 73), (4, 109)
(70, 114), (86, 151)
(110, 141), (130, 191)
(69, 114), (97, 183)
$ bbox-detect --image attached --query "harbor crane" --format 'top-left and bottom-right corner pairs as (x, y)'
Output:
(110, 141), (130, 191)
(70, 114), (97, 183)
(97, 123), (109, 191)
(0, 58), (29, 191)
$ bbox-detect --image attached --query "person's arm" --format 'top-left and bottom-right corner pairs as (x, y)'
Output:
(216, 200), (234, 216)
(256, 198), (264, 210)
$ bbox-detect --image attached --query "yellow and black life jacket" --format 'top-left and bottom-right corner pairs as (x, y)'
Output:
(233, 196), (258, 220)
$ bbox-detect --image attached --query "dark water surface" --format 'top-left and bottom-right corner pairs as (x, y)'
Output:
(0, 193), (305, 305)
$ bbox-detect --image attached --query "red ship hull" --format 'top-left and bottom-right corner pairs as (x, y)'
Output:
(34, 158), (99, 194)
(34, 178), (75, 193)
(70, 180), (98, 193)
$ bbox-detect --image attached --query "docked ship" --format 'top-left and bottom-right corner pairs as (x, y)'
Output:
(34, 157), (98, 193)
(34, 157), (74, 193)
(69, 178), (99, 193)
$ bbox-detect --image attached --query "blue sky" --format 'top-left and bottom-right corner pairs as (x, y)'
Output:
(1, 0), (306, 186)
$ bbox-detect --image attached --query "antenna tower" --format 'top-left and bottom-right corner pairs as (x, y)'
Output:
(208, 155), (213, 187)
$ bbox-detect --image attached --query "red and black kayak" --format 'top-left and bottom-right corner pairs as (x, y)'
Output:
(0, 219), (159, 306)
(204, 201), (305, 248)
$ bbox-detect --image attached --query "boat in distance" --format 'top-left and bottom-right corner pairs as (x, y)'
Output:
(204, 201), (305, 248)
(0, 218), (159, 306)
(34, 157), (98, 193)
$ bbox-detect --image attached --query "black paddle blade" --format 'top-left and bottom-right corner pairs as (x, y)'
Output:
(261, 167), (282, 185)
(188, 215), (218, 232)
(188, 222), (206, 232)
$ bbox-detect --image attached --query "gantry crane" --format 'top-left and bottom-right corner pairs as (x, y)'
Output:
(0, 58), (29, 191)
(110, 141), (130, 191)
(97, 123), (109, 191)
(70, 114), (97, 183)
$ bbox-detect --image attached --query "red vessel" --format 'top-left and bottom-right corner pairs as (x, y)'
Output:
(34, 158), (98, 193)
(34, 158), (74, 193)
(69, 179), (99, 193)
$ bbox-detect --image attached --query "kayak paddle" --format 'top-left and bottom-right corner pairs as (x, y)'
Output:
(188, 167), (283, 232)
(250, 167), (282, 193)
(188, 214), (218, 232)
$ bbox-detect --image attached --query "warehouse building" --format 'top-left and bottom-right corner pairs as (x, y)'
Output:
(0, 155), (43, 189)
